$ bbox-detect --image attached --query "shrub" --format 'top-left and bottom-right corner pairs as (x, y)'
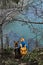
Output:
(3, 47), (13, 55)
(21, 52), (30, 63)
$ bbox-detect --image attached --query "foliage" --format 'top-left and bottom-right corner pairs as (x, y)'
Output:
(1, 48), (43, 65)
(38, 60), (43, 65)
(3, 47), (13, 54)
(21, 52), (30, 62)
(29, 48), (39, 61)
(21, 48), (43, 65)
(2, 59), (19, 65)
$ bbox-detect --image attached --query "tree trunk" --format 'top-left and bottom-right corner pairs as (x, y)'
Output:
(35, 33), (38, 48)
(0, 24), (3, 54)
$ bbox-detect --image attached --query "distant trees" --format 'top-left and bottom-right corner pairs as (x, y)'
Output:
(5, 35), (9, 48)
(0, 0), (43, 52)
(0, 0), (20, 8)
(12, 0), (20, 4)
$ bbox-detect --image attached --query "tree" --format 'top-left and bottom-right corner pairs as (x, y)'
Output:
(1, 0), (8, 8)
(6, 35), (9, 48)
(0, 24), (3, 49)
(0, 24), (3, 58)
(0, 0), (43, 51)
(0, 0), (20, 8)
(12, 0), (20, 4)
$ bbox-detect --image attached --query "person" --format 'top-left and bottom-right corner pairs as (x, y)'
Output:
(20, 38), (28, 48)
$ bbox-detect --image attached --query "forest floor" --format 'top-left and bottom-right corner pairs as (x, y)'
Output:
(0, 48), (43, 65)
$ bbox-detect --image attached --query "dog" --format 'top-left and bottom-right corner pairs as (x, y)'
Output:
(14, 41), (21, 58)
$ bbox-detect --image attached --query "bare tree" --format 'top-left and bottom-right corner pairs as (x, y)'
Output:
(0, 0), (43, 52)
(6, 35), (9, 48)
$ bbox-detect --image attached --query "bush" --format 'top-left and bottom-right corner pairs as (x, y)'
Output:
(21, 52), (30, 63)
(29, 48), (43, 65)
(3, 47), (13, 55)
(5, 59), (19, 65)
(21, 48), (43, 65)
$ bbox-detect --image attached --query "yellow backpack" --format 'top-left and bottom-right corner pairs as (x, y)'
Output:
(20, 46), (27, 56)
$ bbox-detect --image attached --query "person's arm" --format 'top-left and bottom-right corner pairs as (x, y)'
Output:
(20, 44), (22, 48)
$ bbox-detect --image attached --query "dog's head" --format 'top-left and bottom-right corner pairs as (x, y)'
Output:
(14, 41), (19, 47)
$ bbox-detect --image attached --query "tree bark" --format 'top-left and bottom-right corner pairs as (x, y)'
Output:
(0, 24), (3, 54)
